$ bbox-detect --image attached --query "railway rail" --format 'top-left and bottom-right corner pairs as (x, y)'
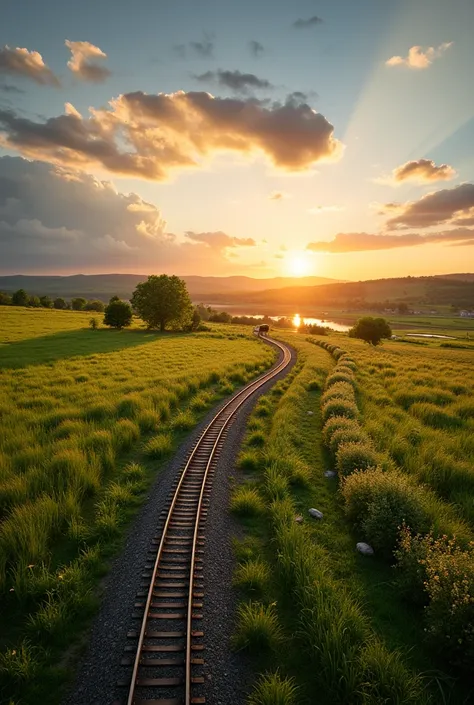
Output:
(116, 335), (292, 705)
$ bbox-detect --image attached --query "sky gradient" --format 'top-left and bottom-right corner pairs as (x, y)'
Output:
(1, 0), (473, 280)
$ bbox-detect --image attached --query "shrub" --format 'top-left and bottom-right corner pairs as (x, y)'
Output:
(103, 299), (132, 329)
(233, 602), (282, 652)
(322, 416), (361, 447)
(233, 559), (270, 594)
(145, 433), (173, 459)
(248, 672), (298, 705)
(231, 486), (264, 516)
(321, 398), (359, 423)
(395, 529), (474, 670)
(326, 371), (355, 387)
(329, 426), (369, 458)
(341, 468), (430, 555)
(335, 442), (380, 477)
(306, 379), (322, 391)
(321, 381), (355, 405)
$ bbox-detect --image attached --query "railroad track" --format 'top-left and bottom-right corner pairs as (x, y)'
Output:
(116, 335), (292, 705)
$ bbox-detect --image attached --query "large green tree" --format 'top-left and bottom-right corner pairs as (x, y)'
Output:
(131, 275), (193, 331)
(349, 317), (392, 346)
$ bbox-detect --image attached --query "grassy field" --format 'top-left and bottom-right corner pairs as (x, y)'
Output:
(231, 330), (474, 704)
(0, 307), (275, 705)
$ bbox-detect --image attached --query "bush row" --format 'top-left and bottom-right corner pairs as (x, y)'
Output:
(232, 340), (429, 703)
(314, 337), (474, 672)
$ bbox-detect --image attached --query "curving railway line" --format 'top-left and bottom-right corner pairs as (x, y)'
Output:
(115, 335), (292, 705)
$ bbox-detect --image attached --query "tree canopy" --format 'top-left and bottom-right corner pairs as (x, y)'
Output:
(349, 317), (392, 346)
(131, 275), (193, 331)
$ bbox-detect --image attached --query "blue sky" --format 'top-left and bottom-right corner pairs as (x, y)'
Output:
(1, 0), (473, 278)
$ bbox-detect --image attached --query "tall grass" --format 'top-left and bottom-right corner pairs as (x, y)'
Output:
(0, 309), (276, 703)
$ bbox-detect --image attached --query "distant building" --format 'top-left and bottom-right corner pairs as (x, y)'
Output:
(460, 310), (474, 317)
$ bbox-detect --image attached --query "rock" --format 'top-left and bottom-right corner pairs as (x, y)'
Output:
(324, 470), (337, 478)
(308, 508), (323, 519)
(295, 515), (303, 523)
(307, 411), (314, 415)
(356, 542), (374, 555)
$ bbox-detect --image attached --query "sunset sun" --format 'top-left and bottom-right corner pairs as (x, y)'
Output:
(286, 252), (311, 277)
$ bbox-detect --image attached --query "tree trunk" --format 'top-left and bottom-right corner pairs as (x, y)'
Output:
(160, 320), (165, 332)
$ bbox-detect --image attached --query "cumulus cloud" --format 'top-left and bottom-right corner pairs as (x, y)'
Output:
(0, 45), (59, 86)
(0, 90), (342, 180)
(379, 158), (456, 185)
(248, 40), (264, 58)
(193, 69), (273, 93)
(184, 231), (256, 251)
(308, 205), (345, 214)
(0, 156), (256, 274)
(382, 183), (474, 229)
(268, 191), (290, 201)
(306, 228), (474, 253)
(65, 40), (111, 83)
(293, 16), (323, 29)
(386, 42), (452, 69)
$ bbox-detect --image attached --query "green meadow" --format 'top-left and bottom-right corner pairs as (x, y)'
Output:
(0, 306), (275, 704)
(232, 330), (474, 704)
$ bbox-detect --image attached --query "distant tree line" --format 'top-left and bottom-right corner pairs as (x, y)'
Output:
(0, 289), (105, 311)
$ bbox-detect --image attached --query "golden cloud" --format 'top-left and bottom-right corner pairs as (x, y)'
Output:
(0, 90), (343, 180)
(380, 158), (457, 185)
(65, 40), (111, 83)
(307, 228), (474, 253)
(0, 45), (59, 86)
(386, 42), (452, 69)
(382, 183), (474, 229)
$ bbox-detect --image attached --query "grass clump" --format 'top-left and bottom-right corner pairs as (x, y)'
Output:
(233, 601), (282, 652)
(171, 409), (195, 431)
(113, 418), (140, 451)
(335, 441), (380, 477)
(248, 430), (266, 447)
(233, 559), (270, 595)
(238, 449), (261, 473)
(248, 671), (298, 705)
(145, 433), (173, 459)
(231, 486), (264, 516)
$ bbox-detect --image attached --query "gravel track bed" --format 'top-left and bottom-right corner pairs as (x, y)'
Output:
(62, 340), (296, 705)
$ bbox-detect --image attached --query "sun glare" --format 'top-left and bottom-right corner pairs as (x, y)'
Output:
(286, 252), (311, 277)
(293, 314), (301, 328)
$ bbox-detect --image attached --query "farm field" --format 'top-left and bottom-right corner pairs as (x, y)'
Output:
(0, 307), (275, 704)
(231, 330), (474, 704)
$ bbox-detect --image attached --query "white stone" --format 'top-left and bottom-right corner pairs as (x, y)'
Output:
(307, 411), (314, 415)
(356, 542), (374, 555)
(324, 470), (337, 478)
(308, 508), (323, 519)
(295, 515), (303, 523)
